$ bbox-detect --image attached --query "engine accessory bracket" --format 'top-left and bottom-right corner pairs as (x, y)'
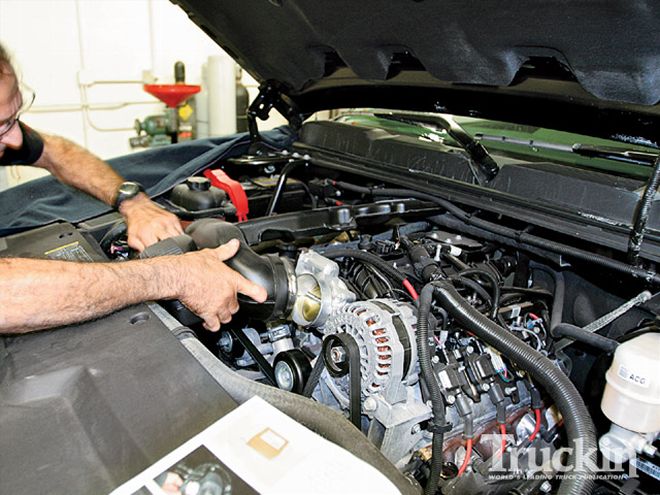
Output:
(227, 327), (277, 386)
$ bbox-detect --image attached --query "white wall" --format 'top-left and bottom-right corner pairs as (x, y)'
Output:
(0, 0), (287, 189)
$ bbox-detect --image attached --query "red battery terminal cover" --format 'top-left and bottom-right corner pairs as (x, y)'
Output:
(203, 169), (249, 222)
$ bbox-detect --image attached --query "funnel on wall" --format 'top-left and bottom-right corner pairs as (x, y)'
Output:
(144, 84), (201, 108)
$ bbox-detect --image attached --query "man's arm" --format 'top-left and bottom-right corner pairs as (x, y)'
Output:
(33, 134), (183, 251)
(0, 239), (267, 333)
(35, 134), (124, 205)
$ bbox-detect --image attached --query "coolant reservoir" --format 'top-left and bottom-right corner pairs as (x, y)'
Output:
(601, 333), (660, 433)
(170, 177), (227, 212)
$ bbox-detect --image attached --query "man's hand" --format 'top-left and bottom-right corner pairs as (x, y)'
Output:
(34, 135), (182, 251)
(175, 239), (268, 331)
(119, 193), (183, 251)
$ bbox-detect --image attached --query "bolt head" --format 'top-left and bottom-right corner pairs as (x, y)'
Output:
(363, 397), (378, 412)
(218, 334), (232, 353)
(274, 361), (295, 391)
(330, 346), (347, 364)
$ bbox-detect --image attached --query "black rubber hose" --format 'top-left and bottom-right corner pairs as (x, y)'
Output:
(445, 253), (470, 271)
(531, 263), (566, 331)
(617, 325), (659, 343)
(432, 280), (596, 495)
(178, 333), (421, 495)
(628, 156), (660, 265)
(456, 267), (501, 319)
(417, 285), (447, 495)
(334, 181), (660, 285)
(430, 214), (565, 267)
(500, 286), (554, 299)
(321, 248), (408, 286)
(186, 219), (293, 320)
(499, 293), (524, 306)
(552, 323), (619, 353)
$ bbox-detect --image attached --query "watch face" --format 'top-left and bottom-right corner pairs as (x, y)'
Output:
(119, 182), (141, 196)
(115, 181), (144, 208)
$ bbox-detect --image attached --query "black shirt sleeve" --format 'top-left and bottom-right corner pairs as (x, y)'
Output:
(0, 122), (45, 166)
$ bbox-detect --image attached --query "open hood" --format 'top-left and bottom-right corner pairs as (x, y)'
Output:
(172, 0), (660, 145)
(173, 1), (659, 108)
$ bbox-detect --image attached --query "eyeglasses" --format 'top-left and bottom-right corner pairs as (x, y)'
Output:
(0, 84), (36, 139)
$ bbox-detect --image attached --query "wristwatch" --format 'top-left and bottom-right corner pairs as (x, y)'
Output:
(113, 181), (145, 209)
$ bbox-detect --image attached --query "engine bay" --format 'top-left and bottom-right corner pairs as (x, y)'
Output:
(2, 123), (659, 495)
(72, 144), (657, 494)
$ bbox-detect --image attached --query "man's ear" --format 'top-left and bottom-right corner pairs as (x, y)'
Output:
(0, 73), (19, 108)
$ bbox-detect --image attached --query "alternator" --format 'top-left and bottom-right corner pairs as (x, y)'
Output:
(322, 299), (418, 405)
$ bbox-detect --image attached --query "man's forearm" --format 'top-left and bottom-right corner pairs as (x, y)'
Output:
(36, 134), (124, 205)
(32, 133), (184, 252)
(0, 257), (179, 333)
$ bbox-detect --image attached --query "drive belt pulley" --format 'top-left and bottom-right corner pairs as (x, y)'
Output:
(322, 333), (362, 429)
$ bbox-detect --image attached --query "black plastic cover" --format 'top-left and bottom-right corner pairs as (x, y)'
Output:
(0, 307), (238, 494)
(300, 120), (476, 184)
(299, 121), (658, 233)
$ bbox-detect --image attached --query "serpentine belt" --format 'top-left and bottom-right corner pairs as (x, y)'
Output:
(322, 333), (362, 429)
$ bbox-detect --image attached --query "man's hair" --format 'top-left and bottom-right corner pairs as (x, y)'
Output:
(0, 42), (16, 77)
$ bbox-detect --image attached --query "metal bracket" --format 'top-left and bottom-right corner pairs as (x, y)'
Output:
(247, 80), (303, 154)
(227, 327), (277, 386)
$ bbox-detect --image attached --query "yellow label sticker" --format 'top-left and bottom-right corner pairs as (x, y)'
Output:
(44, 241), (79, 256)
(247, 428), (288, 459)
(178, 104), (193, 121)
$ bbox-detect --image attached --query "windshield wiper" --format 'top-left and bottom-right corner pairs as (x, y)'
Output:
(571, 144), (659, 166)
(374, 112), (499, 185)
(475, 133), (659, 166)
